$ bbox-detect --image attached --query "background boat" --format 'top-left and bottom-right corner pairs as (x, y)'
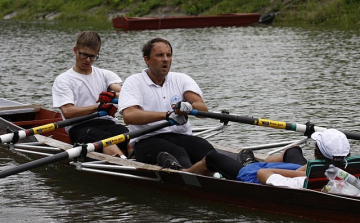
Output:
(112, 13), (262, 30)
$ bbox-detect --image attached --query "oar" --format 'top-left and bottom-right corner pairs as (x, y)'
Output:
(1, 98), (119, 144)
(189, 110), (360, 140)
(0, 111), (111, 144)
(0, 121), (172, 178)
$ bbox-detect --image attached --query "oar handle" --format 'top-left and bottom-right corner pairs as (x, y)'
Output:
(190, 110), (255, 125)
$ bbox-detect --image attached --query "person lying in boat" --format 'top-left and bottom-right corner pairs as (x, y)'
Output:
(52, 31), (132, 159)
(117, 37), (215, 175)
(256, 129), (350, 188)
(158, 129), (351, 189)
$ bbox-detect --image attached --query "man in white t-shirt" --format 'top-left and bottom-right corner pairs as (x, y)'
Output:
(52, 31), (130, 158)
(117, 38), (215, 174)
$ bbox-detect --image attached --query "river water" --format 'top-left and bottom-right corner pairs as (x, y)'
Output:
(0, 20), (360, 222)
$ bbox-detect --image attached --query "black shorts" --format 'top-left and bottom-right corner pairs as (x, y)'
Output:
(135, 133), (215, 168)
(283, 146), (307, 165)
(69, 119), (129, 152)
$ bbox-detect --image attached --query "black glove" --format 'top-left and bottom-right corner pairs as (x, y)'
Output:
(166, 111), (188, 125)
(97, 91), (116, 104)
(98, 103), (117, 117)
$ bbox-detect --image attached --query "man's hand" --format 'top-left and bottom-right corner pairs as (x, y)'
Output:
(174, 101), (192, 115)
(98, 103), (117, 117)
(166, 111), (188, 125)
(97, 91), (116, 104)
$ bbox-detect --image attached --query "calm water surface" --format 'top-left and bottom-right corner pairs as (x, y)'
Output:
(0, 20), (360, 222)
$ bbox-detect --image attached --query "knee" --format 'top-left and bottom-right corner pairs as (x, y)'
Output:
(205, 150), (219, 164)
(204, 150), (219, 172)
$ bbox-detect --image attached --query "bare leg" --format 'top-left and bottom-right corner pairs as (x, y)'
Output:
(127, 144), (135, 158)
(103, 145), (125, 157)
(182, 158), (214, 176)
(264, 153), (284, 162)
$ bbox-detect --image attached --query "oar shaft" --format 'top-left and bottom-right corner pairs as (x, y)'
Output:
(0, 121), (172, 178)
(26, 112), (103, 135)
(190, 110), (360, 140)
(0, 152), (69, 178)
(92, 121), (172, 152)
(0, 112), (104, 144)
(190, 110), (294, 130)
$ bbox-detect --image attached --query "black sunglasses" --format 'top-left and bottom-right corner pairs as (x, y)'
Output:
(78, 51), (99, 61)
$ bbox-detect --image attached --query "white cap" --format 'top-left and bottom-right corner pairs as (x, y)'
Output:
(311, 129), (350, 160)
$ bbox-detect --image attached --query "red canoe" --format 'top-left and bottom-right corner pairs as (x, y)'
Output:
(112, 13), (262, 30)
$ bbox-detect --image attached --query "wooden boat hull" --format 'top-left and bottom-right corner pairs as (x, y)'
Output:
(112, 13), (261, 30)
(1, 99), (360, 222)
(138, 171), (360, 222)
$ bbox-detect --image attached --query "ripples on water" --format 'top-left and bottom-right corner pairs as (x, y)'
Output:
(0, 20), (360, 222)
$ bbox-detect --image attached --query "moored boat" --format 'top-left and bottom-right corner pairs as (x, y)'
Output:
(112, 13), (261, 30)
(1, 98), (360, 222)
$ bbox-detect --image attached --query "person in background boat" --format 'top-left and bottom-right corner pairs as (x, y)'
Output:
(165, 129), (351, 189)
(52, 31), (132, 158)
(117, 37), (215, 175)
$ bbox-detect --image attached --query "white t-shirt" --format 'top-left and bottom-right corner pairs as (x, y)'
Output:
(118, 69), (202, 147)
(266, 174), (306, 189)
(52, 66), (122, 132)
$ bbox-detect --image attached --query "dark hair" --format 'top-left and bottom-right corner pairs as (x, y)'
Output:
(314, 144), (327, 160)
(142, 38), (172, 58)
(76, 31), (101, 51)
(314, 144), (351, 162)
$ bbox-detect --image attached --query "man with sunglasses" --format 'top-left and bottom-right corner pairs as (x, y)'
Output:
(52, 31), (131, 158)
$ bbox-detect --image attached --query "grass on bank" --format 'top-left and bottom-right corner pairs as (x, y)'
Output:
(0, 0), (360, 27)
(280, 0), (360, 27)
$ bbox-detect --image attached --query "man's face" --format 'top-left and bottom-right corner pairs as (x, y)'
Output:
(145, 42), (172, 78)
(74, 46), (99, 74)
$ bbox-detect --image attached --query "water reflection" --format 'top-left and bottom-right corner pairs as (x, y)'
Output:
(0, 20), (360, 222)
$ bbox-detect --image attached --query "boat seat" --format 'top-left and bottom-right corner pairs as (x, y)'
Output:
(303, 155), (360, 189)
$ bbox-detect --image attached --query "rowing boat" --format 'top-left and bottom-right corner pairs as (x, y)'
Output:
(1, 98), (359, 222)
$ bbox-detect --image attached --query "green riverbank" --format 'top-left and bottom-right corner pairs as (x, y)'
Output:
(1, 0), (360, 28)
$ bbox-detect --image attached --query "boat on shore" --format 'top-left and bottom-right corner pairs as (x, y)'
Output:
(1, 98), (360, 222)
(112, 13), (262, 30)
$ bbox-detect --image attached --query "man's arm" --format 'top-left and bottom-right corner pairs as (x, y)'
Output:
(108, 83), (121, 98)
(183, 91), (208, 112)
(174, 91), (208, 117)
(60, 103), (98, 119)
(257, 168), (306, 185)
(122, 106), (168, 125)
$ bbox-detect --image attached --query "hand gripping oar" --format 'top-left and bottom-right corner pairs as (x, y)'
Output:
(0, 121), (173, 179)
(0, 111), (109, 144)
(189, 110), (360, 140)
